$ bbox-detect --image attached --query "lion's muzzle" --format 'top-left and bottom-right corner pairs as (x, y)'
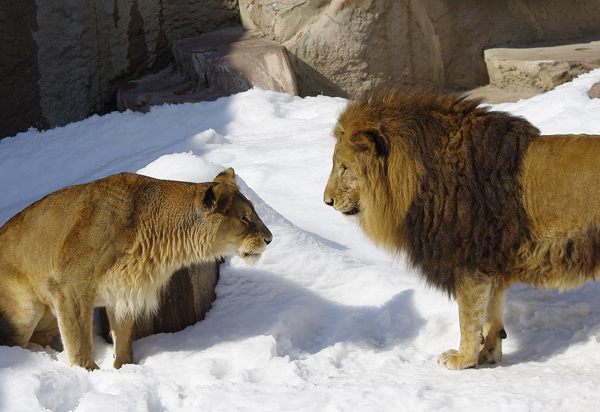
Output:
(324, 196), (360, 216)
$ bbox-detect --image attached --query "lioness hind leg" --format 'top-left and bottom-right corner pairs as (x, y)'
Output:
(438, 275), (493, 370)
(0, 275), (46, 348)
(105, 309), (134, 369)
(479, 286), (508, 365)
(30, 306), (60, 347)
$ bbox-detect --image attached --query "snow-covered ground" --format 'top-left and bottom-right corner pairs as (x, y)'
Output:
(2, 71), (600, 412)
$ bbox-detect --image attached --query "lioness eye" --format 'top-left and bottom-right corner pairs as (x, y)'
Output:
(341, 166), (347, 175)
(241, 216), (250, 224)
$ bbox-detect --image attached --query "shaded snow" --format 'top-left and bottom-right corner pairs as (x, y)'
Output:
(2, 71), (600, 411)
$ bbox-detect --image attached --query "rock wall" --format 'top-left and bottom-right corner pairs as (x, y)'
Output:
(0, 0), (238, 139)
(4, 0), (600, 139)
(239, 0), (600, 98)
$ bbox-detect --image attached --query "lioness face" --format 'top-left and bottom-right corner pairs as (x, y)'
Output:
(216, 190), (273, 264)
(324, 141), (362, 217)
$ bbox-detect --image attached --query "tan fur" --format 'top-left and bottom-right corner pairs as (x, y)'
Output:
(324, 89), (600, 370)
(0, 168), (272, 370)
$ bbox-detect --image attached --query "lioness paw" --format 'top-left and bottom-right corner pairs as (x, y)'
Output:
(438, 350), (477, 370)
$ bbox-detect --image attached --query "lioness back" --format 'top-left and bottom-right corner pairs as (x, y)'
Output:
(0, 168), (272, 370)
(1, 173), (148, 279)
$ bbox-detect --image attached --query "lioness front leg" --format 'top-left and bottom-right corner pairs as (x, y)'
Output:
(479, 285), (508, 365)
(438, 275), (493, 370)
(106, 309), (134, 369)
(54, 295), (98, 371)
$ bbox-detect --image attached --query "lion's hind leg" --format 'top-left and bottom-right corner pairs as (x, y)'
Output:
(438, 274), (493, 370)
(478, 285), (508, 365)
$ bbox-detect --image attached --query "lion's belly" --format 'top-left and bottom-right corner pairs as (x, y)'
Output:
(521, 135), (600, 236)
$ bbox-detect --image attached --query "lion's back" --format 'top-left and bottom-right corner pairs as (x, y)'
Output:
(521, 135), (600, 236)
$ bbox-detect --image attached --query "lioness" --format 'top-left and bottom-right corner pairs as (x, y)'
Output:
(0, 168), (272, 370)
(324, 89), (600, 370)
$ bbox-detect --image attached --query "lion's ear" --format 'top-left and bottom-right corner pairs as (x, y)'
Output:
(213, 168), (237, 186)
(350, 131), (389, 156)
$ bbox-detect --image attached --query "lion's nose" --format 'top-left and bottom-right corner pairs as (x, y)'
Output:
(324, 198), (334, 207)
(265, 238), (272, 245)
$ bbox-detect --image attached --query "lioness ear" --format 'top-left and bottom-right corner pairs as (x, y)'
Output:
(350, 131), (389, 157)
(213, 168), (237, 185)
(203, 183), (234, 213)
(202, 186), (217, 210)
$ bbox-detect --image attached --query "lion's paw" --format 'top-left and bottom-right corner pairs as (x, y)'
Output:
(438, 350), (477, 370)
(478, 329), (506, 365)
(478, 347), (502, 365)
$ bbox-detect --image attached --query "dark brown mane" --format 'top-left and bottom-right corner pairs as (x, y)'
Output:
(348, 89), (540, 296)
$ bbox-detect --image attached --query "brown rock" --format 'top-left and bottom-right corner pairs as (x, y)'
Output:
(588, 82), (600, 99)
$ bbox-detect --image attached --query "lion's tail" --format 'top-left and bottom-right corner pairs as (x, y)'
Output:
(515, 225), (600, 290)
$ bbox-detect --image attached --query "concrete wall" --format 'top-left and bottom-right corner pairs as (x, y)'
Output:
(0, 0), (239, 139)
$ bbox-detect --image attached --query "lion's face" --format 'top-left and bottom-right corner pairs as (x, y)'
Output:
(323, 140), (362, 217)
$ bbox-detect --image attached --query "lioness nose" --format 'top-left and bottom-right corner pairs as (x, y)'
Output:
(324, 198), (334, 207)
(265, 238), (272, 245)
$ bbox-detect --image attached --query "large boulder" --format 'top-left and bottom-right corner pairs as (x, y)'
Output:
(239, 0), (600, 98)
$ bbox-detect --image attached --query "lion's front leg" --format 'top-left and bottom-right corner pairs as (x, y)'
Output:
(438, 275), (493, 370)
(479, 285), (508, 365)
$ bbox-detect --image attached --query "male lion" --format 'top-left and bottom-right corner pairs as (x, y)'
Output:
(324, 89), (600, 370)
(0, 168), (272, 370)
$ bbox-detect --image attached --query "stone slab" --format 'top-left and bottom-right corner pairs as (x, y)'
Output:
(172, 26), (298, 96)
(485, 41), (600, 93)
(118, 26), (298, 112)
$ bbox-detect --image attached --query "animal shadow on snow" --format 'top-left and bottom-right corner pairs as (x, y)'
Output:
(500, 281), (600, 366)
(133, 267), (426, 362)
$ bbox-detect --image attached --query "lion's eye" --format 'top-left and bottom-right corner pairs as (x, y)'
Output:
(341, 166), (347, 175)
(241, 216), (250, 224)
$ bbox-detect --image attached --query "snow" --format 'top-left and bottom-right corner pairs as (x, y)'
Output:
(2, 70), (600, 411)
